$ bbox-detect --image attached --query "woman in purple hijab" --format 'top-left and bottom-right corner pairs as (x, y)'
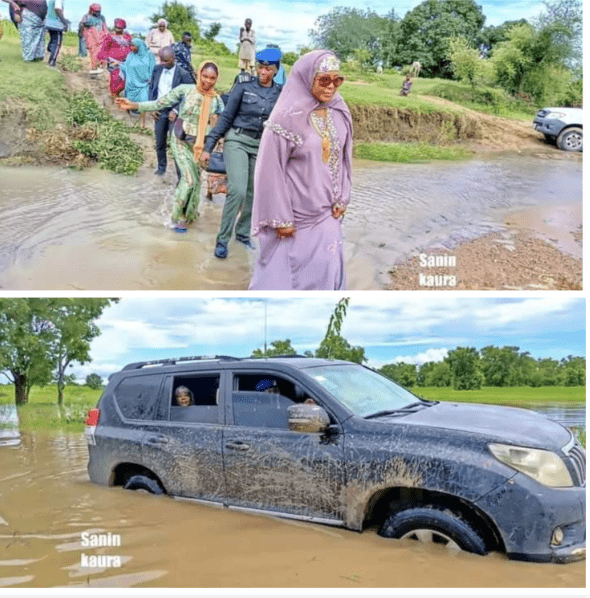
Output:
(249, 50), (353, 290)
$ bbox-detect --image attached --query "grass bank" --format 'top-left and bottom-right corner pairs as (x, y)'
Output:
(355, 141), (471, 162)
(413, 386), (585, 404)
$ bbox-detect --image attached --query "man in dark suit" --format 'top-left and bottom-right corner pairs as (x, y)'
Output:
(149, 46), (194, 176)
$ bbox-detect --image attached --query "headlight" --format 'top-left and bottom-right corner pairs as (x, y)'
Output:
(489, 443), (573, 487)
(544, 112), (566, 119)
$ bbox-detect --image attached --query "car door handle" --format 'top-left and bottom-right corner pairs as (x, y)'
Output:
(146, 435), (169, 445)
(225, 441), (250, 451)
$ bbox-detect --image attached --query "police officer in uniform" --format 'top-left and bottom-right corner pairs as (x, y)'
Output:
(200, 48), (283, 259)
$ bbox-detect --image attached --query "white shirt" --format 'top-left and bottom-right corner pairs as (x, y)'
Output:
(157, 65), (177, 99)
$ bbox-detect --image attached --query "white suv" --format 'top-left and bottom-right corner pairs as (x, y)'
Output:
(533, 107), (583, 152)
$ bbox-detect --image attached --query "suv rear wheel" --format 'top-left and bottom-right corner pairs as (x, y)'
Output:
(379, 505), (487, 555)
(557, 127), (583, 152)
(123, 474), (164, 495)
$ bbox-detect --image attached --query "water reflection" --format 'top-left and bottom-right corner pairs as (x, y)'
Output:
(0, 405), (21, 447)
(528, 403), (585, 430)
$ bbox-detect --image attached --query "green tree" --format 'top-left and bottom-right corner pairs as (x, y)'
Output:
(309, 7), (393, 63)
(559, 356), (585, 386)
(204, 22), (221, 41)
(417, 361), (451, 387)
(379, 363), (417, 388)
(533, 0), (582, 68)
(477, 19), (529, 58)
(252, 339), (297, 358)
(0, 299), (56, 405)
(446, 347), (484, 390)
(48, 299), (116, 405)
(396, 0), (486, 77)
(447, 35), (485, 87)
(150, 1), (201, 42)
(86, 373), (103, 390)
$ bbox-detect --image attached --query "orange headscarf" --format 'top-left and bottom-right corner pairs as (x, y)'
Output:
(193, 60), (219, 162)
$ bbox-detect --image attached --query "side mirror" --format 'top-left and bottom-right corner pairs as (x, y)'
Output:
(287, 403), (329, 434)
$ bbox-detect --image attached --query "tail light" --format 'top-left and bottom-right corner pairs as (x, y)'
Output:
(85, 408), (100, 426)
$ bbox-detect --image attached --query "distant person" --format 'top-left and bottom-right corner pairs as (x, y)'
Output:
(238, 18), (255, 74)
(3, 0), (48, 62)
(120, 39), (155, 129)
(376, 59), (383, 74)
(148, 46), (193, 176)
(77, 17), (86, 56)
(249, 50), (352, 290)
(45, 0), (69, 68)
(200, 48), (283, 259)
(146, 18), (174, 64)
(400, 74), (412, 96)
(96, 19), (132, 100)
(117, 61), (224, 230)
(80, 3), (108, 69)
(172, 31), (195, 82)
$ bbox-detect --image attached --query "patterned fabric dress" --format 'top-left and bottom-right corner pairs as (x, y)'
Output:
(18, 4), (47, 61)
(138, 84), (224, 223)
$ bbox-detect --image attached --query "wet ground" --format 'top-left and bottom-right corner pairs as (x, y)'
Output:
(0, 150), (581, 290)
(0, 428), (584, 589)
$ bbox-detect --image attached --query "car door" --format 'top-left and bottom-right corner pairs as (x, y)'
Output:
(222, 369), (347, 523)
(140, 369), (228, 502)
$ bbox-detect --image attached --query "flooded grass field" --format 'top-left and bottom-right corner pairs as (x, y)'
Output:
(0, 432), (584, 589)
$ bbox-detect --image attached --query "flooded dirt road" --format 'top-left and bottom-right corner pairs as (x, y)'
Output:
(0, 150), (581, 290)
(0, 432), (584, 588)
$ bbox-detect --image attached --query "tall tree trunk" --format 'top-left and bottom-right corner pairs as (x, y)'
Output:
(57, 380), (64, 406)
(13, 372), (28, 405)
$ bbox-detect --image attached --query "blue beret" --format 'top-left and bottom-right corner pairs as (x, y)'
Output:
(256, 48), (281, 66)
(255, 379), (276, 391)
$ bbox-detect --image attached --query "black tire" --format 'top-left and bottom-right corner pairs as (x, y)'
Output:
(123, 474), (164, 495)
(379, 506), (487, 555)
(557, 127), (583, 152)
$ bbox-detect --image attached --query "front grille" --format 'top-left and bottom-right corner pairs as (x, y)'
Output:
(566, 443), (586, 486)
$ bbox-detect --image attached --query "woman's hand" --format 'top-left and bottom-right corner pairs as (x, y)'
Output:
(115, 97), (139, 111)
(199, 151), (211, 169)
(332, 205), (346, 219)
(276, 226), (295, 238)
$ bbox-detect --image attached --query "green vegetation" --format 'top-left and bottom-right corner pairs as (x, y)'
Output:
(0, 385), (100, 432)
(413, 385), (585, 403)
(355, 141), (471, 163)
(381, 346), (585, 391)
(68, 91), (144, 175)
(0, 299), (116, 405)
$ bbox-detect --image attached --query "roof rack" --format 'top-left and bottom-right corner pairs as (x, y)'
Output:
(122, 355), (242, 371)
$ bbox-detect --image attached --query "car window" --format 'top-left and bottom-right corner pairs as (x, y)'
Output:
(169, 374), (221, 424)
(231, 373), (314, 429)
(115, 374), (163, 421)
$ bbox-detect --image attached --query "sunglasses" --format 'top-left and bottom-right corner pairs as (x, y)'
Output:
(316, 74), (345, 88)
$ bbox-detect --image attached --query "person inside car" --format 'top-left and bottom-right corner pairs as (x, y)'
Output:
(175, 386), (194, 406)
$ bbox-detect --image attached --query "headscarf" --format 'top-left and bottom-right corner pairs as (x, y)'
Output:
(114, 18), (126, 30)
(193, 61), (219, 162)
(264, 50), (352, 148)
(121, 39), (156, 97)
(157, 18), (168, 27)
(89, 3), (101, 13)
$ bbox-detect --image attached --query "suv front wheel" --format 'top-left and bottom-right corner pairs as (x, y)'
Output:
(379, 505), (487, 555)
(557, 127), (583, 152)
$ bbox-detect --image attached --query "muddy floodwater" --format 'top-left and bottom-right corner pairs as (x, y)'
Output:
(0, 431), (584, 589)
(0, 151), (582, 290)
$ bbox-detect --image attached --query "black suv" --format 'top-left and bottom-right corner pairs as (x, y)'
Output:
(85, 356), (585, 563)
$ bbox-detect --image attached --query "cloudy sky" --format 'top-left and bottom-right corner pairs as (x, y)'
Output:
(55, 1), (548, 52)
(67, 296), (585, 382)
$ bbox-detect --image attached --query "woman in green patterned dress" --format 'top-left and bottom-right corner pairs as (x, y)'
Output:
(116, 61), (223, 231)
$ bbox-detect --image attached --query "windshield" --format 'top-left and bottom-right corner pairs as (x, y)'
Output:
(306, 364), (421, 417)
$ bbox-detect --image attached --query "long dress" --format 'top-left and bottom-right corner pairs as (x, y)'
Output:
(81, 12), (107, 69)
(138, 85), (224, 223)
(120, 40), (155, 103)
(97, 32), (132, 95)
(249, 107), (352, 290)
(15, 2), (47, 62)
(146, 27), (174, 63)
